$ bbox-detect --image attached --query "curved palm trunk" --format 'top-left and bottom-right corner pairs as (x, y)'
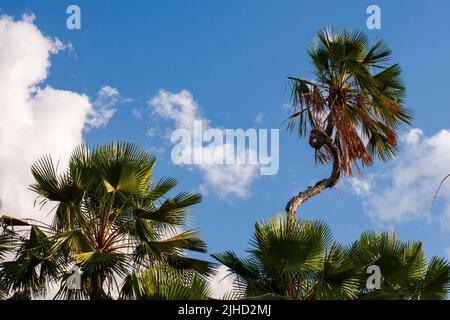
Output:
(285, 129), (341, 218)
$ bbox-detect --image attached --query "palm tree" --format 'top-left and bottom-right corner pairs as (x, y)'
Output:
(0, 142), (213, 299)
(285, 28), (413, 217)
(212, 215), (450, 300)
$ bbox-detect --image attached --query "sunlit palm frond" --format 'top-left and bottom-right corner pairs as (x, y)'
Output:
(250, 216), (332, 275)
(143, 229), (207, 256)
(414, 256), (450, 300)
(146, 176), (178, 201)
(353, 231), (426, 299)
(94, 142), (155, 195)
(135, 192), (202, 227)
(29, 156), (87, 231)
(212, 216), (446, 300)
(213, 216), (333, 299)
(312, 243), (362, 300)
(128, 267), (211, 300)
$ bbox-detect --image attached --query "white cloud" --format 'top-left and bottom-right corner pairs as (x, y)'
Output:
(149, 89), (259, 198)
(86, 85), (119, 129)
(0, 15), (113, 224)
(404, 128), (423, 146)
(353, 128), (450, 227)
(21, 12), (36, 23)
(209, 265), (235, 299)
(150, 89), (208, 132)
(348, 174), (375, 196)
(255, 112), (264, 123)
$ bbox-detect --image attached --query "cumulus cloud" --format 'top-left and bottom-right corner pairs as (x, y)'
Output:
(349, 174), (375, 196)
(0, 15), (114, 223)
(351, 128), (450, 227)
(349, 178), (369, 197)
(149, 89), (259, 198)
(86, 85), (120, 129)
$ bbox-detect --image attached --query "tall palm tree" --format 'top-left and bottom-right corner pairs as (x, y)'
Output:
(213, 215), (450, 300)
(0, 142), (213, 299)
(285, 28), (413, 217)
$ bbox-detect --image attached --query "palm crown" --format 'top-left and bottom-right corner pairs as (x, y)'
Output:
(213, 215), (450, 300)
(286, 28), (413, 216)
(0, 142), (212, 299)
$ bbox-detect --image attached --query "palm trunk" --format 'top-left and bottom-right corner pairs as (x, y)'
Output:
(89, 273), (107, 300)
(285, 129), (341, 218)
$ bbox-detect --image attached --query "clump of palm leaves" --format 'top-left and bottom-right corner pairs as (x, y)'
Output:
(119, 265), (212, 300)
(213, 215), (450, 300)
(0, 142), (213, 299)
(285, 28), (413, 217)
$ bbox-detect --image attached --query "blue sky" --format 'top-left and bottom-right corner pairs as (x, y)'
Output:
(2, 0), (450, 264)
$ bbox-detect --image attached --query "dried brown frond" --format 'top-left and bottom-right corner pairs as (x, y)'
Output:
(329, 92), (373, 176)
(379, 123), (398, 146)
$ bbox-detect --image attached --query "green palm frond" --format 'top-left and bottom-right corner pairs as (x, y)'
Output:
(166, 255), (215, 275)
(415, 256), (450, 300)
(94, 142), (155, 195)
(211, 251), (264, 298)
(29, 155), (86, 231)
(75, 251), (129, 278)
(0, 226), (64, 298)
(313, 243), (362, 300)
(350, 231), (428, 299)
(213, 215), (448, 300)
(128, 267), (211, 300)
(146, 177), (178, 201)
(250, 216), (332, 275)
(51, 229), (93, 255)
(213, 216), (334, 299)
(144, 229), (207, 255)
(135, 192), (202, 227)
